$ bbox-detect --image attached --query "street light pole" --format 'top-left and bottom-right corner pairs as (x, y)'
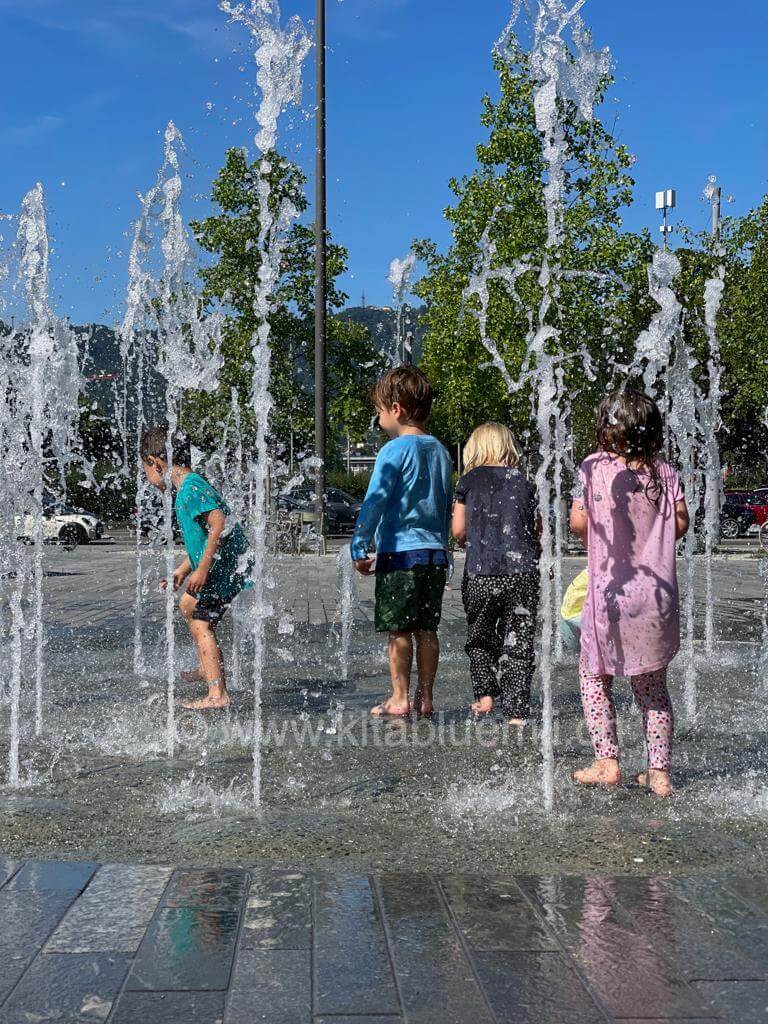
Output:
(314, 0), (327, 528)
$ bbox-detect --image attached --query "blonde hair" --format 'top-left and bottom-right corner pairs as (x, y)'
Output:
(463, 422), (520, 472)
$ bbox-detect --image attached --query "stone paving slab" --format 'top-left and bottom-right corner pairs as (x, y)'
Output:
(2, 859), (768, 1021)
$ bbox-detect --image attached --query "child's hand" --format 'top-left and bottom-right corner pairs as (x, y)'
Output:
(354, 557), (375, 576)
(186, 567), (209, 596)
(160, 568), (188, 593)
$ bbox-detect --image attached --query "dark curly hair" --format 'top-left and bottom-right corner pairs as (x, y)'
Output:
(595, 388), (665, 502)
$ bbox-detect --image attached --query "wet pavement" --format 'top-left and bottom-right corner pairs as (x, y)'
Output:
(0, 858), (767, 1022)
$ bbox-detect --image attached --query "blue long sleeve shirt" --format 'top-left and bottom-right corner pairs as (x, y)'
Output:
(350, 434), (453, 561)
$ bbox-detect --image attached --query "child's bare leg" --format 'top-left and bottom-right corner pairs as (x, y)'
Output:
(371, 631), (412, 716)
(178, 595), (205, 684)
(413, 629), (439, 715)
(181, 619), (230, 710)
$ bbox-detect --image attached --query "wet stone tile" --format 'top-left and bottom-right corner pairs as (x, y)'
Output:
(612, 875), (766, 982)
(377, 873), (495, 1024)
(108, 990), (226, 1024)
(439, 875), (558, 952)
(163, 869), (249, 911)
(315, 1018), (402, 1024)
(127, 908), (240, 992)
(224, 949), (310, 1024)
(46, 864), (172, 953)
(241, 869), (311, 950)
(6, 860), (97, 893)
(0, 858), (20, 889)
(314, 874), (398, 1017)
(726, 876), (768, 917)
(519, 875), (710, 1020)
(0, 953), (129, 1024)
(695, 979), (768, 1022)
(0, 891), (77, 1002)
(671, 876), (768, 965)
(473, 951), (607, 1024)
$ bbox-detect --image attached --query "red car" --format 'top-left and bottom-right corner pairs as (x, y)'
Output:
(724, 489), (768, 531)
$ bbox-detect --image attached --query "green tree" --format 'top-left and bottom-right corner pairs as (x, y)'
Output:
(413, 45), (655, 458)
(186, 148), (384, 465)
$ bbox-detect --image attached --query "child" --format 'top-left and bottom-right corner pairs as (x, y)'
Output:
(351, 367), (453, 717)
(569, 388), (689, 798)
(451, 423), (539, 726)
(140, 426), (250, 711)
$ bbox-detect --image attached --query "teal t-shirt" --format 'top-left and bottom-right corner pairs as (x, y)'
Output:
(174, 472), (251, 601)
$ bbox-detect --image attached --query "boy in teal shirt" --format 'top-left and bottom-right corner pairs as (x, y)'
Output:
(141, 427), (250, 710)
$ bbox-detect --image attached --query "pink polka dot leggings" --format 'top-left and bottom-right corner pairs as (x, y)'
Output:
(579, 660), (674, 771)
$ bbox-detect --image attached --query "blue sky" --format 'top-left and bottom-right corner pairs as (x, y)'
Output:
(1, 0), (767, 324)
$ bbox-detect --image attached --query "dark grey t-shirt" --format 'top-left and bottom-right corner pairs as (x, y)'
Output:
(454, 466), (538, 576)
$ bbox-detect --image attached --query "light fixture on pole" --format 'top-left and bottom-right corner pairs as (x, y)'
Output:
(656, 189), (676, 249)
(704, 176), (722, 239)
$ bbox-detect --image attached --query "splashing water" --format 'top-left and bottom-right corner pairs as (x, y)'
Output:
(220, 0), (311, 805)
(635, 247), (710, 723)
(120, 123), (224, 757)
(335, 545), (357, 681)
(0, 185), (83, 782)
(388, 251), (416, 365)
(466, 0), (611, 811)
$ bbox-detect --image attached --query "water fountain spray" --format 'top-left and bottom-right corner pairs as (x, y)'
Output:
(220, 0), (311, 805)
(467, 0), (611, 810)
(388, 251), (416, 365)
(121, 123), (224, 757)
(1, 184), (83, 782)
(701, 176), (726, 654)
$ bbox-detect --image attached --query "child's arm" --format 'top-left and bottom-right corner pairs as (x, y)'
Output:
(350, 447), (399, 575)
(451, 501), (467, 547)
(570, 499), (588, 546)
(161, 556), (192, 592)
(675, 499), (690, 540)
(186, 509), (227, 595)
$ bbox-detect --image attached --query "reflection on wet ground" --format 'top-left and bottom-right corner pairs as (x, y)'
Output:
(0, 860), (766, 1023)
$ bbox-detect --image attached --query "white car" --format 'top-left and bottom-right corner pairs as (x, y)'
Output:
(16, 505), (105, 550)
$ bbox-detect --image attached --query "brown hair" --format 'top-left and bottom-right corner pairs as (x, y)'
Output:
(140, 426), (191, 467)
(595, 387), (665, 501)
(371, 366), (433, 423)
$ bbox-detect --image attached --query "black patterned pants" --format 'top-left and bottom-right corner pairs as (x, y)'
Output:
(461, 570), (539, 718)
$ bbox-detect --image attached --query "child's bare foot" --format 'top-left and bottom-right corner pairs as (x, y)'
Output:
(471, 696), (494, 715)
(180, 669), (205, 684)
(635, 769), (673, 798)
(180, 689), (230, 710)
(573, 758), (622, 788)
(508, 717), (527, 728)
(413, 684), (434, 716)
(370, 700), (410, 718)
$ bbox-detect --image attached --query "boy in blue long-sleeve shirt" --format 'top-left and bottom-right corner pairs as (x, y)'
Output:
(352, 367), (452, 717)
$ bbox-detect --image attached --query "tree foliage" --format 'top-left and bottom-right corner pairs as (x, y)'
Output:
(185, 148), (384, 465)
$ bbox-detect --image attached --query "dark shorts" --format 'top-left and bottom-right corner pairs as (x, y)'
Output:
(191, 592), (233, 626)
(374, 565), (447, 633)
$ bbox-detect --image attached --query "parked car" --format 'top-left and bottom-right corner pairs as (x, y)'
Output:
(16, 502), (104, 550)
(717, 492), (760, 539)
(277, 486), (362, 535)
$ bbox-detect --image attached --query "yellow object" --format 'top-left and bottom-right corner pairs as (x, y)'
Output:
(561, 570), (588, 621)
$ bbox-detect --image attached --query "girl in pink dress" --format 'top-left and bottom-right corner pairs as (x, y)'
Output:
(569, 389), (690, 798)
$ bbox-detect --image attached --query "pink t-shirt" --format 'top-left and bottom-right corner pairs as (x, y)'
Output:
(578, 452), (684, 678)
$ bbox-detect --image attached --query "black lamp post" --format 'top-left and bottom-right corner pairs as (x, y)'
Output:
(314, 0), (327, 526)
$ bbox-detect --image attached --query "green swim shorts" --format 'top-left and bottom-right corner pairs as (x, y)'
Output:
(374, 565), (447, 633)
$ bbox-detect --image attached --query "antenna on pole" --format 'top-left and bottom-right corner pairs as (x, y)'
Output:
(656, 189), (676, 249)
